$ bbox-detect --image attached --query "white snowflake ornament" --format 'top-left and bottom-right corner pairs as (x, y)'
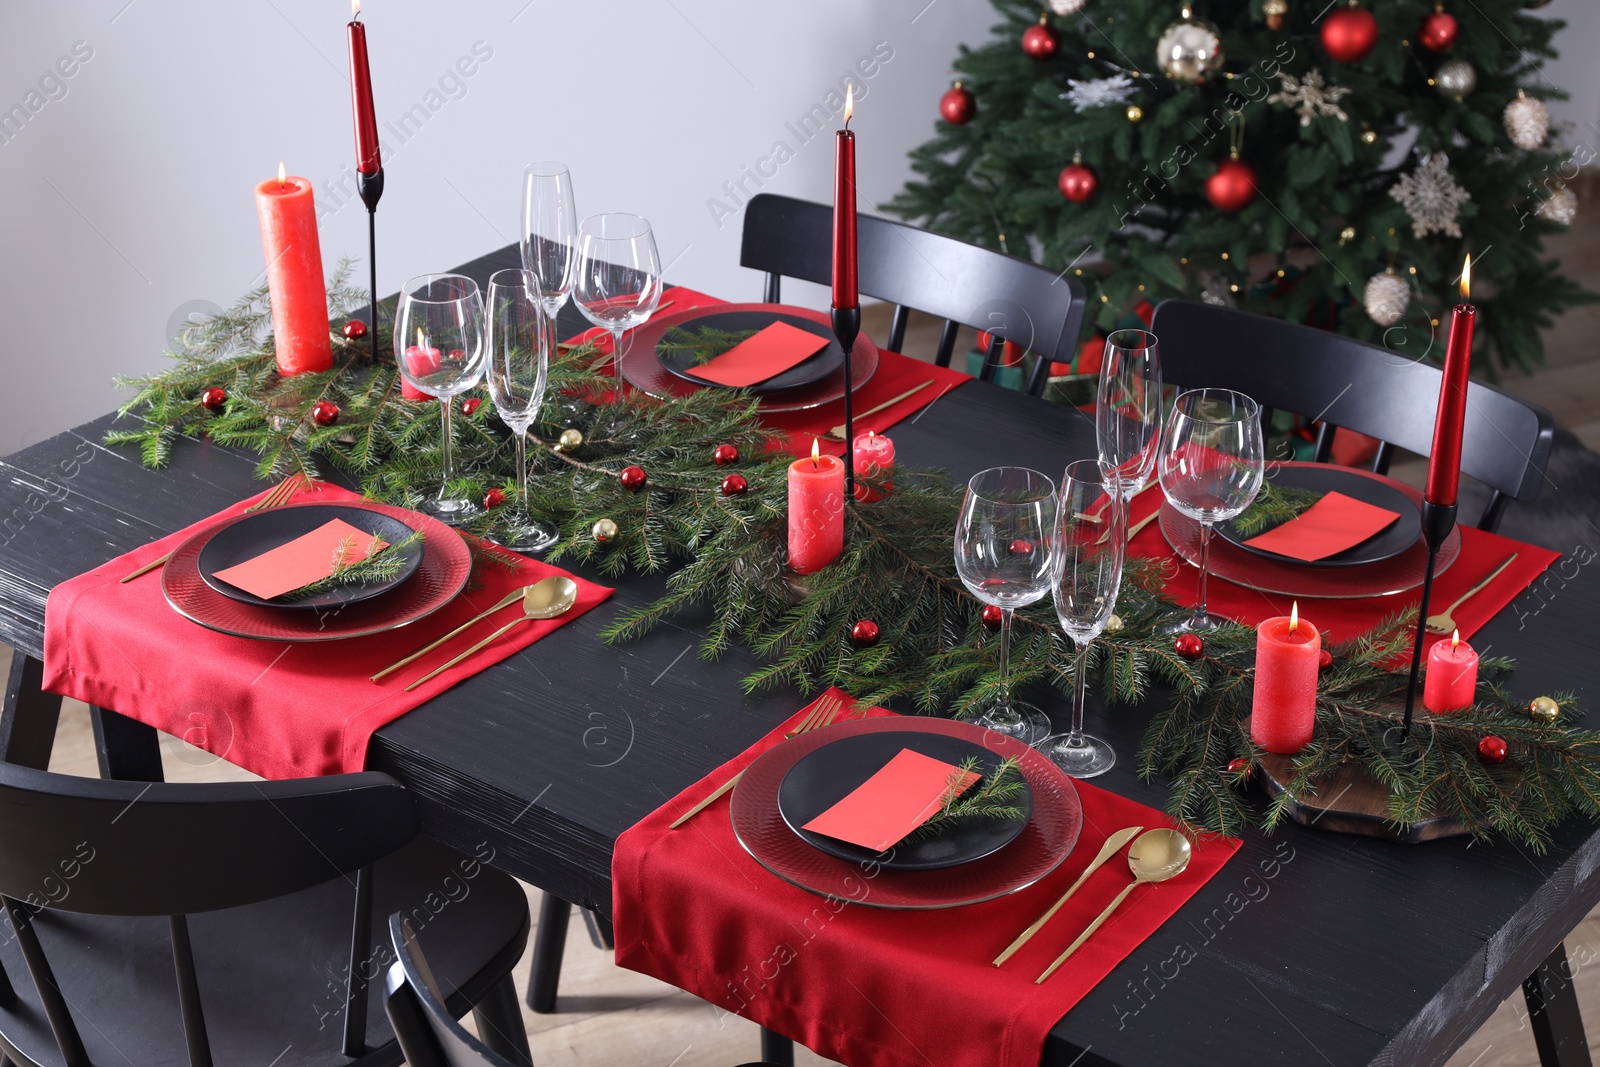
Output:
(1060, 73), (1137, 111)
(1389, 154), (1471, 239)
(1268, 68), (1351, 127)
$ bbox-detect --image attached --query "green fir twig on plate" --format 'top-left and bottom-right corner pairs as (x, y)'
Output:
(279, 530), (423, 601)
(1232, 479), (1324, 537)
(907, 756), (1027, 842)
(657, 326), (762, 365)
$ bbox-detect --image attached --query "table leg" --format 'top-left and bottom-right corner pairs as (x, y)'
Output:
(0, 654), (61, 770)
(526, 893), (572, 1013)
(1523, 942), (1593, 1067)
(760, 1028), (794, 1066)
(89, 706), (164, 782)
(581, 907), (615, 951)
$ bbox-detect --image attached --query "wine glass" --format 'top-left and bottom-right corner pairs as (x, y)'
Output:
(520, 162), (578, 319)
(1157, 388), (1264, 632)
(573, 213), (663, 364)
(953, 466), (1057, 744)
(1040, 460), (1126, 778)
(1096, 329), (1163, 501)
(486, 269), (559, 554)
(394, 273), (487, 524)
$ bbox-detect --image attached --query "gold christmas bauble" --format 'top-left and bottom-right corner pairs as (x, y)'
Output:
(1126, 104), (1144, 122)
(592, 517), (618, 543)
(1529, 696), (1560, 723)
(1106, 613), (1124, 634)
(558, 428), (584, 451)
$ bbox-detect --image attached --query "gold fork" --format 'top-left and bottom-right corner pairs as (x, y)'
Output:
(118, 473), (310, 583)
(668, 693), (845, 829)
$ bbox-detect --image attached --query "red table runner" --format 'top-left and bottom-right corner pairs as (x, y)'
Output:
(614, 689), (1240, 1067)
(42, 483), (612, 780)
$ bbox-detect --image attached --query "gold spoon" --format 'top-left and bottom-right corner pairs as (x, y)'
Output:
(1426, 553), (1518, 636)
(372, 582), (547, 681)
(1035, 827), (1192, 983)
(993, 824), (1143, 966)
(403, 577), (579, 692)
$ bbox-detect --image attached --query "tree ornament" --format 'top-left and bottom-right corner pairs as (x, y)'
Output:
(981, 604), (1004, 631)
(1061, 73), (1136, 111)
(1504, 90), (1550, 150)
(1537, 181), (1578, 226)
(1530, 696), (1561, 724)
(1058, 153), (1099, 203)
(1268, 68), (1351, 126)
(1226, 757), (1251, 777)
(1263, 0), (1288, 31)
(1009, 538), (1036, 557)
(592, 517), (618, 543)
(1156, 7), (1224, 84)
(1363, 268), (1411, 326)
(311, 400), (340, 426)
(939, 81), (976, 125)
(200, 387), (227, 413)
(1321, 4), (1378, 63)
(1105, 612), (1124, 634)
(1419, 8), (1458, 52)
(851, 619), (881, 647)
(1433, 58), (1476, 101)
(1206, 153), (1258, 212)
(1047, 0), (1087, 13)
(1478, 735), (1508, 765)
(1021, 15), (1059, 60)
(620, 465), (648, 492)
(1198, 272), (1237, 307)
(341, 319), (368, 341)
(557, 428), (584, 452)
(1126, 104), (1144, 122)
(460, 397), (482, 416)
(713, 443), (740, 465)
(484, 487), (507, 509)
(1174, 632), (1205, 660)
(1389, 154), (1470, 239)
(1317, 648), (1334, 671)
(720, 473), (749, 496)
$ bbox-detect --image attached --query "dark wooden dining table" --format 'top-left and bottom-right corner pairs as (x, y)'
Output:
(1, 243), (1597, 1067)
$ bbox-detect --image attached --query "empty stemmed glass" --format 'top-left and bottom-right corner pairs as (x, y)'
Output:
(573, 213), (663, 366)
(394, 274), (487, 524)
(1158, 388), (1264, 632)
(1096, 329), (1163, 501)
(954, 466), (1057, 744)
(520, 162), (578, 319)
(485, 269), (559, 554)
(1040, 460), (1126, 778)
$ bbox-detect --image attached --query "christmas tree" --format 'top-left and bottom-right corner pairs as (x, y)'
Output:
(888, 0), (1595, 377)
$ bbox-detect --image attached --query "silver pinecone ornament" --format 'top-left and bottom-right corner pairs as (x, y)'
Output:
(1363, 268), (1410, 327)
(1503, 90), (1550, 151)
(1536, 182), (1578, 226)
(1048, 0), (1088, 13)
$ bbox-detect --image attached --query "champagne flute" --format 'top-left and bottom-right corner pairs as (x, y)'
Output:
(1096, 329), (1163, 501)
(394, 274), (487, 524)
(486, 269), (559, 554)
(953, 466), (1057, 744)
(1158, 388), (1264, 632)
(573, 213), (663, 365)
(1040, 460), (1126, 777)
(520, 162), (578, 319)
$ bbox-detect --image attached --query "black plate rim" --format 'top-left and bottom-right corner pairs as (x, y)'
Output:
(655, 310), (844, 394)
(1218, 464), (1421, 569)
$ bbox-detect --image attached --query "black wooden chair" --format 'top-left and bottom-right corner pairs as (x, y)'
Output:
(0, 762), (533, 1067)
(738, 192), (1088, 397)
(1149, 299), (1555, 532)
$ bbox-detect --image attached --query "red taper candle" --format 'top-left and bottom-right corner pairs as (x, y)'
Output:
(1424, 255), (1475, 506)
(347, 1), (381, 175)
(831, 83), (858, 310)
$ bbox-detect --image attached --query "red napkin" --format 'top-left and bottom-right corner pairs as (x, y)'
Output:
(683, 322), (829, 387)
(42, 483), (612, 780)
(614, 690), (1241, 1067)
(564, 287), (726, 358)
(210, 518), (389, 600)
(801, 748), (979, 851)
(764, 350), (971, 459)
(1241, 490), (1401, 563)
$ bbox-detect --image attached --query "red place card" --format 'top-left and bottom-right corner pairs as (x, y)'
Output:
(684, 321), (829, 387)
(801, 748), (980, 852)
(1243, 490), (1401, 563)
(210, 518), (389, 600)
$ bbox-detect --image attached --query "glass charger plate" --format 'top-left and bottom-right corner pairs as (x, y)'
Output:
(1215, 462), (1422, 569)
(655, 309), (844, 395)
(731, 716), (1081, 909)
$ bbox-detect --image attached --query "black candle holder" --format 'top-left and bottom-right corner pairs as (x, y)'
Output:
(831, 304), (860, 502)
(1400, 498), (1459, 742)
(358, 168), (385, 365)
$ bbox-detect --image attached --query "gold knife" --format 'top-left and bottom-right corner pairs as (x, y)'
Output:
(993, 824), (1143, 966)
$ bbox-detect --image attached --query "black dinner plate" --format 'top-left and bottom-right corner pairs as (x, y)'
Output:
(1217, 464), (1420, 569)
(776, 730), (1033, 872)
(197, 503), (425, 611)
(655, 310), (844, 394)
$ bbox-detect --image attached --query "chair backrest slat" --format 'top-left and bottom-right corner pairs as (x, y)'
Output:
(384, 914), (516, 1067)
(887, 305), (910, 354)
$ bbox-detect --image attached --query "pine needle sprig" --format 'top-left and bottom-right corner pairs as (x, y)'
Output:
(907, 756), (1028, 842)
(278, 530), (423, 601)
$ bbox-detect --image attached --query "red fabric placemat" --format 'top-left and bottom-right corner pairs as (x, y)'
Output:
(42, 483), (612, 780)
(614, 689), (1240, 1067)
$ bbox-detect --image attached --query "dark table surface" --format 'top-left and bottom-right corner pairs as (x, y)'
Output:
(3, 244), (1598, 1067)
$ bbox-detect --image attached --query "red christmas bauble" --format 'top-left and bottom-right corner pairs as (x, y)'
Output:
(981, 604), (1004, 631)
(1058, 162), (1099, 203)
(1321, 6), (1379, 63)
(1022, 21), (1058, 60)
(1205, 158), (1259, 212)
(940, 83), (976, 125)
(1174, 633), (1205, 660)
(851, 619), (881, 647)
(311, 401), (340, 426)
(1318, 648), (1334, 671)
(713, 443), (740, 466)
(460, 397), (482, 416)
(484, 487), (507, 509)
(1009, 538), (1035, 557)
(342, 319), (368, 341)
(1226, 757), (1251, 777)
(1418, 10), (1457, 52)
(721, 473), (748, 496)
(620, 465), (648, 492)
(1478, 735), (1508, 764)
(200, 387), (227, 413)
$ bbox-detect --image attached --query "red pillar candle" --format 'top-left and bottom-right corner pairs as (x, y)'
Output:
(852, 430), (894, 501)
(1425, 255), (1475, 507)
(1424, 629), (1479, 712)
(831, 83), (858, 311)
(254, 164), (333, 376)
(788, 438), (845, 575)
(347, 2), (381, 175)
(400, 330), (440, 402)
(1250, 602), (1322, 755)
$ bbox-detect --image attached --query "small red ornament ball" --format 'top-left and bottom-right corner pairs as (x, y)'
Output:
(721, 473), (749, 496)
(1478, 735), (1508, 765)
(981, 604), (1004, 632)
(1418, 10), (1457, 52)
(1058, 162), (1099, 203)
(311, 401), (340, 427)
(1021, 20), (1058, 61)
(1174, 633), (1205, 661)
(851, 619), (881, 647)
(1226, 757), (1251, 777)
(940, 83), (976, 125)
(620, 465), (648, 492)
(1318, 648), (1334, 671)
(461, 397), (482, 416)
(342, 319), (368, 341)
(484, 487), (507, 509)
(713, 443), (740, 466)
(1206, 158), (1259, 212)
(1009, 538), (1035, 557)
(200, 387), (227, 413)
(1321, 5), (1379, 63)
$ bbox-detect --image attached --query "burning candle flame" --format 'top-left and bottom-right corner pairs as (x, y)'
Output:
(416, 326), (425, 350)
(277, 161), (286, 188)
(1451, 628), (1461, 649)
(1460, 254), (1471, 301)
(811, 437), (821, 470)
(1289, 601), (1299, 632)
(351, 0), (360, 18)
(844, 82), (854, 127)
